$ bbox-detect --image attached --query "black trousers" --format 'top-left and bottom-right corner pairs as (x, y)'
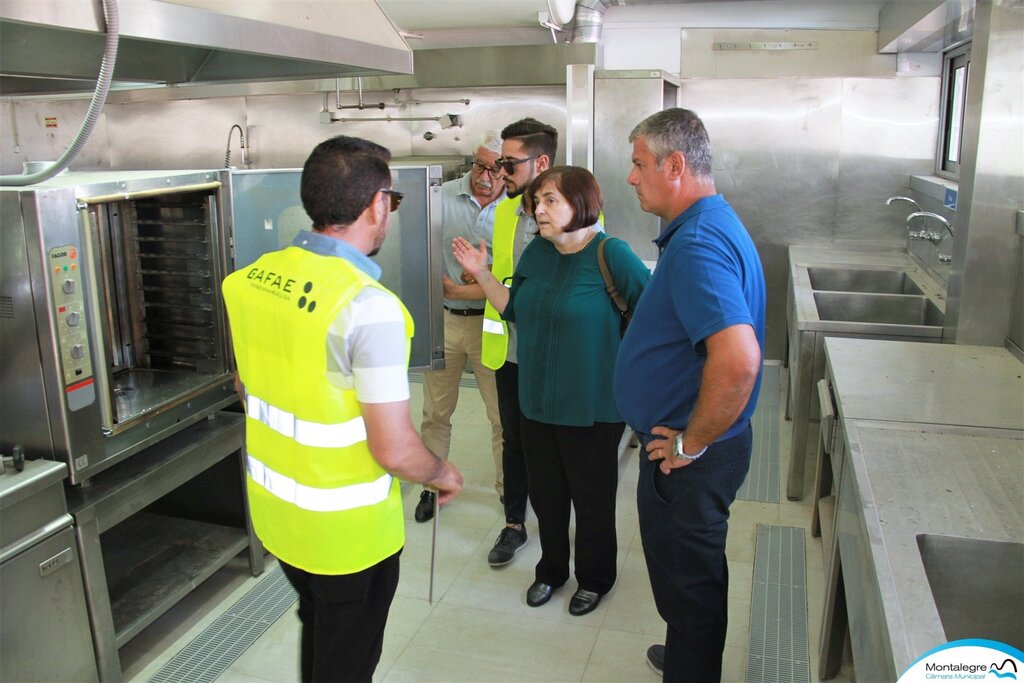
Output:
(520, 416), (624, 594)
(279, 550), (401, 683)
(637, 425), (752, 683)
(496, 362), (529, 525)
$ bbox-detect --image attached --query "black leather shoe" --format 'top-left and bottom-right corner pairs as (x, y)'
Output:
(526, 581), (554, 607)
(646, 644), (664, 677)
(414, 490), (435, 523)
(568, 589), (602, 616)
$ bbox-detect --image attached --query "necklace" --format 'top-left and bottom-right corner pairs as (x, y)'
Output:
(561, 227), (596, 255)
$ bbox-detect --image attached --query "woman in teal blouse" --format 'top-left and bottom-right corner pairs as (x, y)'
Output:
(453, 166), (650, 617)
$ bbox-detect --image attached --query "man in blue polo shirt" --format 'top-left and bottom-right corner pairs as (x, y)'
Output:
(614, 108), (766, 682)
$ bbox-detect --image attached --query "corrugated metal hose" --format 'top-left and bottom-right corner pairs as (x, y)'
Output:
(0, 0), (120, 186)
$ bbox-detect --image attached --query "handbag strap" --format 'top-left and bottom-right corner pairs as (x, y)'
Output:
(597, 237), (630, 318)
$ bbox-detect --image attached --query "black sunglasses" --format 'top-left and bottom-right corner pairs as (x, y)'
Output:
(495, 155), (538, 175)
(379, 188), (404, 212)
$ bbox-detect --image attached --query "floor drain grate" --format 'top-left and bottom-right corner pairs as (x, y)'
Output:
(150, 565), (297, 683)
(738, 364), (781, 503)
(746, 524), (810, 683)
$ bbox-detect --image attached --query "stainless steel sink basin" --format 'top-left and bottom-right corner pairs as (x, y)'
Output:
(813, 292), (944, 326)
(917, 534), (1024, 648)
(807, 267), (924, 296)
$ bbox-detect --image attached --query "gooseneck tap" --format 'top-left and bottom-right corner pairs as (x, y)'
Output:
(224, 124), (248, 168)
(906, 211), (954, 244)
(886, 195), (922, 212)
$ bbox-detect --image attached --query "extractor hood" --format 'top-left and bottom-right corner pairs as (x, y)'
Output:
(0, 0), (414, 96)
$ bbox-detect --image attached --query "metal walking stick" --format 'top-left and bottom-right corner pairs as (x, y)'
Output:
(428, 488), (439, 604)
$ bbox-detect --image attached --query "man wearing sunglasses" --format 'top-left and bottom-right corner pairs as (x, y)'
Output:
(223, 135), (462, 682)
(414, 131), (507, 525)
(475, 118), (559, 568)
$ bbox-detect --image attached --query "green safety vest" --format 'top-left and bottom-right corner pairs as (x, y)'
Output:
(481, 196), (521, 370)
(222, 246), (412, 575)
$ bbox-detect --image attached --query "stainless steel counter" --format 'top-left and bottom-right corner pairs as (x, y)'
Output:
(825, 337), (1023, 428)
(816, 338), (1024, 681)
(840, 420), (1023, 680)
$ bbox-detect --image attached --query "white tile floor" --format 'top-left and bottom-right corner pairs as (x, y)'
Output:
(122, 368), (854, 682)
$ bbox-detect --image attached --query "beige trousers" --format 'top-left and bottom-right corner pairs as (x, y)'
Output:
(420, 311), (504, 495)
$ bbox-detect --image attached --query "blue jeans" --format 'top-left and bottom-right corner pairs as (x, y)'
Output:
(637, 424), (752, 682)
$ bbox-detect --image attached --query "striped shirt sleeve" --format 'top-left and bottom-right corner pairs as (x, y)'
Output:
(325, 286), (410, 403)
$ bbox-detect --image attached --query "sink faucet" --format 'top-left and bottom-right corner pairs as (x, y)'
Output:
(224, 124), (248, 168)
(886, 195), (922, 212)
(906, 211), (954, 245)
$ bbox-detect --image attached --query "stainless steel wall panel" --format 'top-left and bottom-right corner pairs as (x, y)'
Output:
(835, 77), (941, 247)
(594, 73), (674, 261)
(104, 98), (248, 170)
(681, 79), (844, 358)
(945, 0), (1024, 347)
(567, 64), (596, 169)
(1, 99), (110, 174)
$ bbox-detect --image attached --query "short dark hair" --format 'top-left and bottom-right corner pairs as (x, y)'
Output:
(629, 108), (713, 179)
(300, 135), (392, 230)
(527, 166), (602, 233)
(501, 118), (558, 165)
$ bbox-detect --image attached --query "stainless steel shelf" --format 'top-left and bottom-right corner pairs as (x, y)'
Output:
(102, 512), (250, 647)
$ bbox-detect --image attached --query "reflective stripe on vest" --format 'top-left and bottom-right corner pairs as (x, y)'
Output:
(481, 318), (507, 335)
(247, 454), (392, 513)
(247, 394), (367, 448)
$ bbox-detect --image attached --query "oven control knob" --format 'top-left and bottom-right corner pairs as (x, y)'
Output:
(62, 279), (76, 294)
(67, 311), (81, 327)
(70, 344), (85, 360)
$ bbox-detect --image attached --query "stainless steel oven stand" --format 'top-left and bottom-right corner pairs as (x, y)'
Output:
(67, 411), (263, 682)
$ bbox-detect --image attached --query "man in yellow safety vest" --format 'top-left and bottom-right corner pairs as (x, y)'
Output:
(479, 118), (558, 567)
(222, 135), (463, 682)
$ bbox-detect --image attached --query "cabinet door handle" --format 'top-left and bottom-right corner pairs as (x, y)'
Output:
(39, 547), (74, 578)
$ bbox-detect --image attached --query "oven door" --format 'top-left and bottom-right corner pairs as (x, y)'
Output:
(226, 164), (445, 371)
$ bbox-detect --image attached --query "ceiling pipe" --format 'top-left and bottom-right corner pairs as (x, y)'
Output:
(570, 0), (607, 44)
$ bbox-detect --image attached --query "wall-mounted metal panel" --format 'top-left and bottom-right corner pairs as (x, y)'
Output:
(593, 71), (677, 262)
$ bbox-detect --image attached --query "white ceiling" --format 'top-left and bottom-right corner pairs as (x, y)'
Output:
(377, 0), (888, 35)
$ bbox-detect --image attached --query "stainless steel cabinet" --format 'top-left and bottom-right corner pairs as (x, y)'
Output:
(1, 460), (97, 682)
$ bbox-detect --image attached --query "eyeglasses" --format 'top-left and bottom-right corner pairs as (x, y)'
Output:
(379, 188), (404, 212)
(494, 155), (538, 175)
(471, 161), (500, 177)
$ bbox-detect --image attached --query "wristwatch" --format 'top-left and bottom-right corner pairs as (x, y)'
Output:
(673, 433), (708, 462)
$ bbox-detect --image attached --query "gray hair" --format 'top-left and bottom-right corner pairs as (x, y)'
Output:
(477, 130), (503, 155)
(629, 108), (713, 180)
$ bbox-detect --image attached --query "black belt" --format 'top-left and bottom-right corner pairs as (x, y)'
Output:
(444, 305), (485, 317)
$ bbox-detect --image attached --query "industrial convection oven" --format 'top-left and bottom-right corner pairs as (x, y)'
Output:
(1, 171), (263, 681)
(0, 170), (238, 483)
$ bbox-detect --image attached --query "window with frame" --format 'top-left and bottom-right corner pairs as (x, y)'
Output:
(938, 44), (970, 179)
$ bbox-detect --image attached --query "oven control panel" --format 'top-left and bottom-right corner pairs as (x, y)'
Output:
(49, 245), (95, 411)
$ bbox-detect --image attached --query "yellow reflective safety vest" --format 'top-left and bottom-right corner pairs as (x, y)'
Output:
(222, 246), (413, 575)
(481, 195), (521, 370)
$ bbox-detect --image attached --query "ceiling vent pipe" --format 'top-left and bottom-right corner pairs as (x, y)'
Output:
(570, 0), (607, 44)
